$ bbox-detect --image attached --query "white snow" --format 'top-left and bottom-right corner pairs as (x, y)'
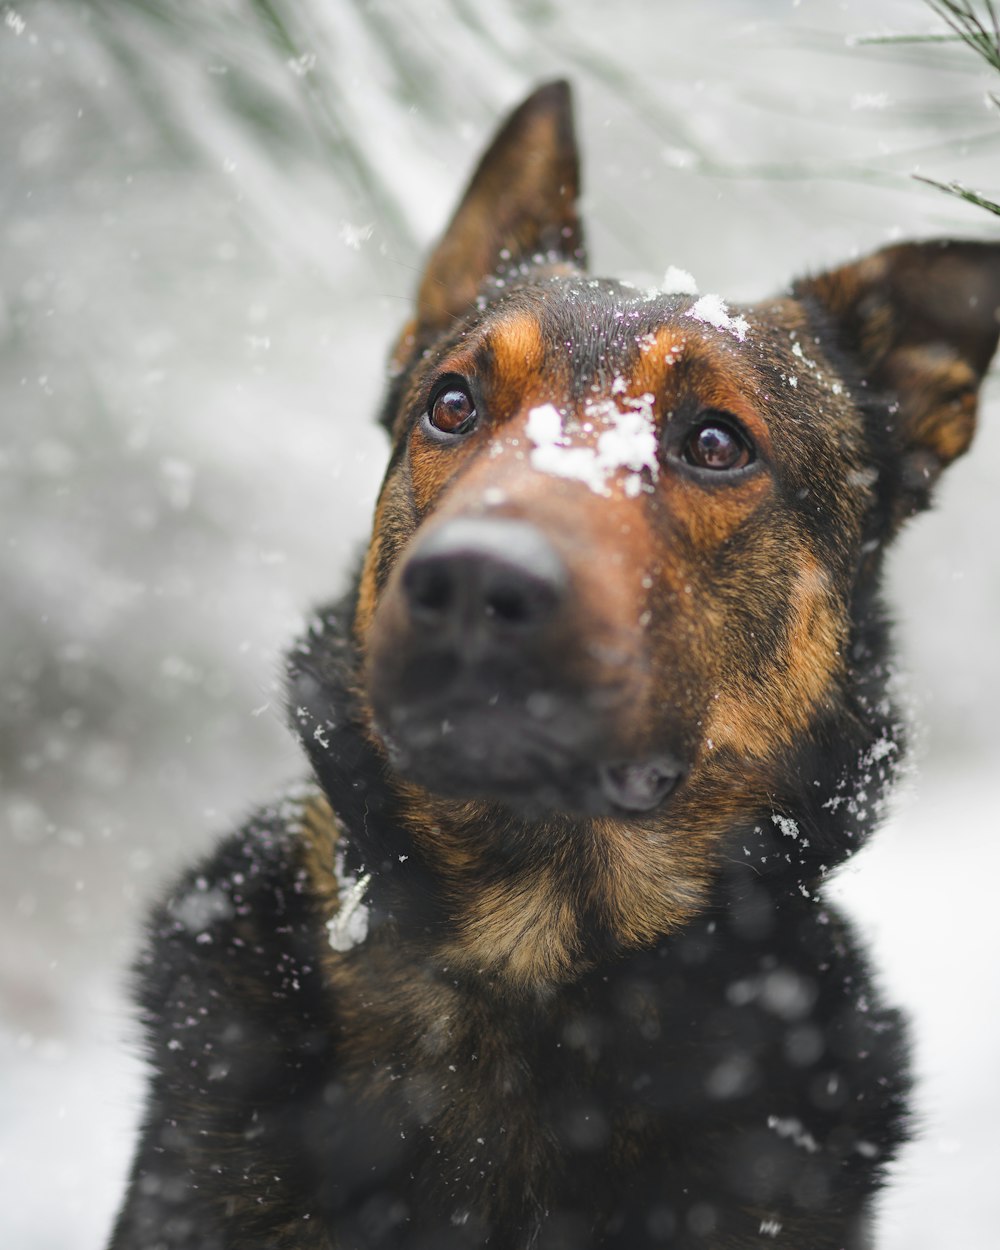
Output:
(662, 265), (699, 295)
(847, 466), (880, 491)
(864, 734), (898, 765)
(529, 438), (608, 493)
(852, 92), (890, 111)
(338, 220), (374, 250)
(767, 1114), (820, 1154)
(325, 852), (372, 953)
(525, 397), (659, 497)
(287, 52), (317, 77)
(770, 813), (800, 840)
(685, 294), (750, 342)
(523, 402), (563, 446)
(169, 882), (234, 934)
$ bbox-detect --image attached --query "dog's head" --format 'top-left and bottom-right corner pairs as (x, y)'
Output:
(298, 83), (1000, 979)
(357, 81), (999, 809)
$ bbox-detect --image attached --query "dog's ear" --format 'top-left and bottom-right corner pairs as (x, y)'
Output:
(795, 240), (1000, 510)
(413, 80), (585, 333)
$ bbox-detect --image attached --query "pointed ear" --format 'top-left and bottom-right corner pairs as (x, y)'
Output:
(414, 80), (585, 333)
(795, 240), (1000, 507)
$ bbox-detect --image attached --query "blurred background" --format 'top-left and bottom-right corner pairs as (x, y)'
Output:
(2, 1), (999, 1245)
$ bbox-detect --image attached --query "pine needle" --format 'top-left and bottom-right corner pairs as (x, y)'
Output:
(914, 4), (1000, 216)
(925, 1), (1000, 72)
(914, 174), (1000, 215)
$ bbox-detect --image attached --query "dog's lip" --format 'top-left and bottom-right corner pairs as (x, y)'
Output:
(376, 690), (598, 753)
(373, 706), (685, 815)
(375, 703), (582, 775)
(597, 759), (684, 812)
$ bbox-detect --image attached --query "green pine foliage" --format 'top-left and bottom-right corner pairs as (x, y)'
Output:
(925, 2), (1000, 215)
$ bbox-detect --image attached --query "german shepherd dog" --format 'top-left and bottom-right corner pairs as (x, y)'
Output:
(111, 83), (1000, 1250)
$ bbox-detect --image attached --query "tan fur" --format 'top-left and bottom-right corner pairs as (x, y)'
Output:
(704, 556), (844, 761)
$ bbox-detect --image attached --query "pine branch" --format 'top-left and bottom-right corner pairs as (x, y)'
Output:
(925, 1), (1000, 72)
(914, 174), (1000, 215)
(915, 3), (1000, 216)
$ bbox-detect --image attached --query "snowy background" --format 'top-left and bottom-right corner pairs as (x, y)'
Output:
(2, 1), (999, 1246)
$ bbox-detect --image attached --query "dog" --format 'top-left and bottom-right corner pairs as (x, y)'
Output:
(109, 81), (1000, 1250)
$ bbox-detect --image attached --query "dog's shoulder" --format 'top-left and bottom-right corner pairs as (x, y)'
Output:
(132, 788), (347, 1076)
(110, 793), (352, 1247)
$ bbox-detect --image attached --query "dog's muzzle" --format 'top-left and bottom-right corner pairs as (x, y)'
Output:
(366, 517), (683, 813)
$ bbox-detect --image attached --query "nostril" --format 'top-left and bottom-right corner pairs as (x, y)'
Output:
(485, 584), (531, 625)
(483, 569), (561, 627)
(403, 561), (454, 620)
(399, 519), (568, 636)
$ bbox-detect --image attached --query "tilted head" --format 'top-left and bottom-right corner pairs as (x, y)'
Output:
(295, 82), (1000, 983)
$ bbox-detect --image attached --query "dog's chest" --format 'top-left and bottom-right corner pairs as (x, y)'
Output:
(307, 911), (906, 1249)
(318, 948), (719, 1243)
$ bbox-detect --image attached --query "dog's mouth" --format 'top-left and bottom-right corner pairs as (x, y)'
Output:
(374, 699), (684, 815)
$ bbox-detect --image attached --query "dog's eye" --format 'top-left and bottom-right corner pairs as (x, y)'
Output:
(682, 417), (753, 472)
(428, 382), (477, 437)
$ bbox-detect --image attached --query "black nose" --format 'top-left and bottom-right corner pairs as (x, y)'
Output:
(401, 518), (568, 639)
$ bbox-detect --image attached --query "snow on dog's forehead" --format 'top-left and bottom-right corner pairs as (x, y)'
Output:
(494, 274), (751, 350)
(589, 271), (749, 340)
(634, 275), (751, 343)
(525, 398), (659, 498)
(685, 293), (750, 342)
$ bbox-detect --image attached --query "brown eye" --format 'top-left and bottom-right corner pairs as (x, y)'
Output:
(428, 382), (477, 437)
(682, 418), (752, 472)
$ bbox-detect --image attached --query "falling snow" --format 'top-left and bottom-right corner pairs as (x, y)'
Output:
(4, 5), (998, 1249)
(338, 220), (374, 250)
(766, 1114), (820, 1154)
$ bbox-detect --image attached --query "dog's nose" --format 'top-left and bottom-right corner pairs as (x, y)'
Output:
(401, 518), (568, 640)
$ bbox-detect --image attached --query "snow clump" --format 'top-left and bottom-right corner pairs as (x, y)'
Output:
(662, 265), (699, 295)
(525, 398), (659, 497)
(326, 851), (372, 952)
(686, 293), (749, 342)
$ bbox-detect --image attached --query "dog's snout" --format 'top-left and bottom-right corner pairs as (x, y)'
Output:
(401, 518), (568, 638)
(369, 513), (662, 809)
